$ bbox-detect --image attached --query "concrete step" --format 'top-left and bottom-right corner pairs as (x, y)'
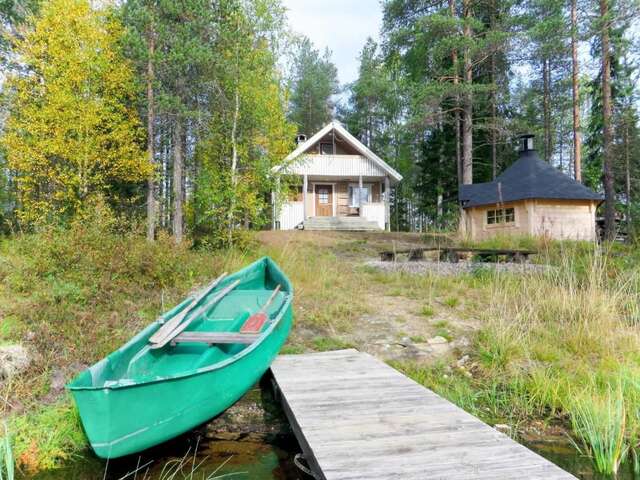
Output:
(303, 216), (381, 231)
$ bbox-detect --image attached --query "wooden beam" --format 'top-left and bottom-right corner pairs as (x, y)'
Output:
(359, 175), (363, 217)
(303, 174), (308, 220)
(170, 332), (260, 345)
(384, 176), (391, 231)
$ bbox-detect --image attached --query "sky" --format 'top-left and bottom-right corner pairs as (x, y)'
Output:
(281, 0), (384, 86)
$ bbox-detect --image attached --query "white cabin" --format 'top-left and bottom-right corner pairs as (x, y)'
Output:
(272, 121), (402, 231)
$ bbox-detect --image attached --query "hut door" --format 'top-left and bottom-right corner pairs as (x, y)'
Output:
(315, 185), (333, 217)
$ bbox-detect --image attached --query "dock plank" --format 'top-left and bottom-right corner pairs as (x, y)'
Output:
(271, 349), (575, 480)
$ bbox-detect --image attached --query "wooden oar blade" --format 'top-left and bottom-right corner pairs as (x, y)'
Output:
(149, 272), (227, 345)
(150, 279), (241, 350)
(240, 312), (267, 333)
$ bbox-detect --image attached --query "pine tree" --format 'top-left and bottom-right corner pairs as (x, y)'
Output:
(288, 37), (339, 135)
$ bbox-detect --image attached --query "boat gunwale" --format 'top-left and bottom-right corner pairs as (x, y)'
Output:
(66, 256), (293, 392)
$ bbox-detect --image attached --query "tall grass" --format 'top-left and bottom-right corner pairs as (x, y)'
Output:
(475, 244), (640, 473)
(395, 242), (640, 475)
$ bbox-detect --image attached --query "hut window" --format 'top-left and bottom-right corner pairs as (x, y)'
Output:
(487, 208), (515, 225)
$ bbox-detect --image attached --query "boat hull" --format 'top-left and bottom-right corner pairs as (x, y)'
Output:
(68, 257), (293, 459)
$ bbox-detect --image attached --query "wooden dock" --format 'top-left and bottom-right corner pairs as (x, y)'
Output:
(271, 349), (575, 480)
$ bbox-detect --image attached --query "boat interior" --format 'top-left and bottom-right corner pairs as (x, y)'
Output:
(73, 275), (289, 388)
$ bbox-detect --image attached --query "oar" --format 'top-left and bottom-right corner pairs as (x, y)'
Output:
(150, 279), (241, 350)
(149, 272), (228, 345)
(240, 285), (282, 333)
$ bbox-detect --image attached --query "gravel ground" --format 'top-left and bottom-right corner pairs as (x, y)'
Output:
(366, 259), (551, 276)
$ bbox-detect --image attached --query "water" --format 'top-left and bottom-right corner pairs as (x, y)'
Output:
(24, 431), (303, 480)
(525, 436), (640, 480)
(22, 378), (307, 480)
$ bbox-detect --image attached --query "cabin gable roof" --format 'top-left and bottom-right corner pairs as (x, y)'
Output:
(276, 121), (403, 182)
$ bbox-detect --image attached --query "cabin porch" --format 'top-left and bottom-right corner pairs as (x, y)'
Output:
(274, 174), (391, 231)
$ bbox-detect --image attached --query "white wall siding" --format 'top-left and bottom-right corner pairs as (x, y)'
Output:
(362, 203), (386, 229)
(283, 155), (386, 178)
(278, 202), (304, 230)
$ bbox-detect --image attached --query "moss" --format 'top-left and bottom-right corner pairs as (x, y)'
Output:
(10, 401), (86, 473)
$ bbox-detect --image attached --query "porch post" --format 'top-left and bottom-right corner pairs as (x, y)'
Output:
(273, 176), (281, 230)
(303, 174), (308, 220)
(359, 175), (363, 217)
(384, 176), (391, 231)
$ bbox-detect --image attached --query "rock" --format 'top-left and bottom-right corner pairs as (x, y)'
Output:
(428, 336), (449, 345)
(49, 369), (68, 392)
(494, 424), (512, 434)
(0, 344), (31, 381)
(456, 355), (470, 367)
(453, 336), (471, 348)
(205, 383), (291, 443)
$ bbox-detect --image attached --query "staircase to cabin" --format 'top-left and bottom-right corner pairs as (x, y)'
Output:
(303, 216), (382, 231)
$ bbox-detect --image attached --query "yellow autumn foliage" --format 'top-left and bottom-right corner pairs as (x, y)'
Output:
(1, 0), (150, 225)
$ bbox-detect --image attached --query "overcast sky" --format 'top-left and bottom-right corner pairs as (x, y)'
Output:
(281, 0), (384, 86)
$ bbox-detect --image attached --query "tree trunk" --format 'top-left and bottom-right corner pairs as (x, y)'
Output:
(461, 0), (473, 185)
(625, 121), (631, 230)
(227, 85), (240, 245)
(172, 118), (183, 244)
(146, 29), (156, 241)
(490, 0), (497, 179)
(601, 0), (615, 241)
(449, 0), (462, 186)
(571, 0), (582, 182)
(543, 58), (552, 162)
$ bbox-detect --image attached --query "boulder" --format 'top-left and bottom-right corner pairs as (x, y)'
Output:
(0, 344), (31, 381)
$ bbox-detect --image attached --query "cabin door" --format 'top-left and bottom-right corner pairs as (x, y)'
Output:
(315, 184), (333, 217)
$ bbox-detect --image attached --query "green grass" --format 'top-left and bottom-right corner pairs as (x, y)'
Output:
(0, 423), (14, 480)
(443, 296), (459, 308)
(280, 344), (305, 355)
(311, 336), (354, 352)
(420, 305), (435, 317)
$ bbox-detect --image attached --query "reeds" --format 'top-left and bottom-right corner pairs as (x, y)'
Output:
(0, 423), (14, 480)
(570, 386), (628, 475)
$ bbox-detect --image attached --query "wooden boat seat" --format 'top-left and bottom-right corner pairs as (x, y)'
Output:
(170, 331), (260, 346)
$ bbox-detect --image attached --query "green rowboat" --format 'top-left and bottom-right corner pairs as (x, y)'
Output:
(67, 257), (293, 459)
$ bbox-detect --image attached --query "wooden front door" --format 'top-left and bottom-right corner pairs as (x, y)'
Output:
(315, 185), (333, 216)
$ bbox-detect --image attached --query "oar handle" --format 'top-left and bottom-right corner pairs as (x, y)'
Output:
(260, 285), (281, 313)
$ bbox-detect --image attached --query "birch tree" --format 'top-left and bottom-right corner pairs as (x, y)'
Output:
(1, 0), (149, 225)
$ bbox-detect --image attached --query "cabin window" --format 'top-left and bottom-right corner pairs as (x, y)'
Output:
(320, 142), (334, 155)
(348, 184), (371, 207)
(318, 188), (329, 204)
(487, 208), (515, 225)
